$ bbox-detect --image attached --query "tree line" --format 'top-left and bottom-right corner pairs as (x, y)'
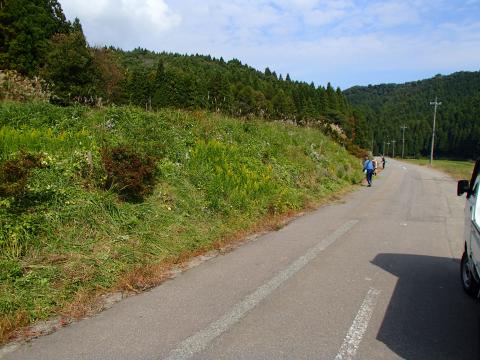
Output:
(0, 0), (370, 151)
(345, 71), (480, 159)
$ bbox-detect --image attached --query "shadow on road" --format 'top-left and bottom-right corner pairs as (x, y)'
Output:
(372, 253), (480, 360)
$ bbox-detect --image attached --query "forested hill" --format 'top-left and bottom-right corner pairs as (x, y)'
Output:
(112, 48), (354, 127)
(344, 71), (480, 159)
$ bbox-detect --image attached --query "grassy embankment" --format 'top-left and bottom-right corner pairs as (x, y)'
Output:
(0, 101), (363, 343)
(402, 158), (475, 180)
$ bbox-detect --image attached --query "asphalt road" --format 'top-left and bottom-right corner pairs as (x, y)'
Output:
(3, 159), (480, 360)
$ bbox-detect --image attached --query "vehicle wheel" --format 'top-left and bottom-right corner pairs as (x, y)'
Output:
(461, 251), (480, 298)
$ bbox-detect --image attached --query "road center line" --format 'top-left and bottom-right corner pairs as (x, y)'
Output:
(163, 219), (359, 360)
(334, 287), (381, 360)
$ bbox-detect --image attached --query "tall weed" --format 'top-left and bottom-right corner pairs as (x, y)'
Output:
(188, 139), (277, 212)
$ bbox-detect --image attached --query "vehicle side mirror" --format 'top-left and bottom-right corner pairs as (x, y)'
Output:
(458, 180), (470, 196)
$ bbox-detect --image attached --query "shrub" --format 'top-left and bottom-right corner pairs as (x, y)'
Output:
(0, 152), (44, 198)
(101, 146), (156, 202)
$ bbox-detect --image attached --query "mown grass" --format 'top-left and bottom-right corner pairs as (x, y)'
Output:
(0, 101), (363, 343)
(403, 158), (475, 180)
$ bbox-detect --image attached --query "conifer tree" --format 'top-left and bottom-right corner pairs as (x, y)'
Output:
(42, 25), (98, 104)
(326, 82), (338, 110)
(0, 0), (70, 76)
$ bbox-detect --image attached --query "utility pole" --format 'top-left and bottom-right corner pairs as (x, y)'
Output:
(386, 141), (390, 157)
(429, 97), (442, 165)
(392, 140), (396, 158)
(400, 125), (408, 158)
(383, 141), (386, 155)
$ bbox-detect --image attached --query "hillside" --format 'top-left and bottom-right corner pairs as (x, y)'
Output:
(345, 71), (480, 159)
(0, 101), (363, 343)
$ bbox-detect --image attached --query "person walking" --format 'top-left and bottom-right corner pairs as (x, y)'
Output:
(381, 155), (386, 169)
(363, 156), (375, 187)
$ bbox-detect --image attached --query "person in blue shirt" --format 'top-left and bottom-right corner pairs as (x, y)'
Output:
(363, 156), (375, 187)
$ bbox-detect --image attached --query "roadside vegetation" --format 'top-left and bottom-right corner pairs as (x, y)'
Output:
(0, 101), (363, 343)
(402, 158), (475, 180)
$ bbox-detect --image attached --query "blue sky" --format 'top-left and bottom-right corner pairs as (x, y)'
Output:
(59, 0), (480, 89)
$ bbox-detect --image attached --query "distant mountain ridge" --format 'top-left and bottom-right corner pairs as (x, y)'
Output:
(344, 71), (480, 159)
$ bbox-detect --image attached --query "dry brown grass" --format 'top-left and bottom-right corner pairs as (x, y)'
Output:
(118, 262), (174, 293)
(0, 310), (29, 344)
(62, 290), (103, 320)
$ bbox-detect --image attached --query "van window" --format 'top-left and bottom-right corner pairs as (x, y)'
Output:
(469, 161), (480, 198)
(474, 179), (480, 227)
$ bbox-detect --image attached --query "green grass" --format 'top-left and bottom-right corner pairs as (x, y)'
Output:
(402, 158), (475, 180)
(0, 101), (363, 341)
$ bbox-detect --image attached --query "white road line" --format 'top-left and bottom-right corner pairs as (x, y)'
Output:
(163, 219), (359, 360)
(334, 287), (381, 360)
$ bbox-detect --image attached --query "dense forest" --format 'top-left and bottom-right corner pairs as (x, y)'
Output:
(345, 71), (480, 159)
(0, 0), (370, 151)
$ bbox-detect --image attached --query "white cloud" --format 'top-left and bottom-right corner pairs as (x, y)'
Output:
(60, 0), (181, 48)
(122, 0), (179, 30)
(60, 0), (110, 18)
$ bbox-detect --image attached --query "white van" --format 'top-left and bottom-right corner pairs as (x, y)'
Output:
(457, 160), (480, 297)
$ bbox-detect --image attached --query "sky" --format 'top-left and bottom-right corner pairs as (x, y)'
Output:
(59, 0), (480, 89)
